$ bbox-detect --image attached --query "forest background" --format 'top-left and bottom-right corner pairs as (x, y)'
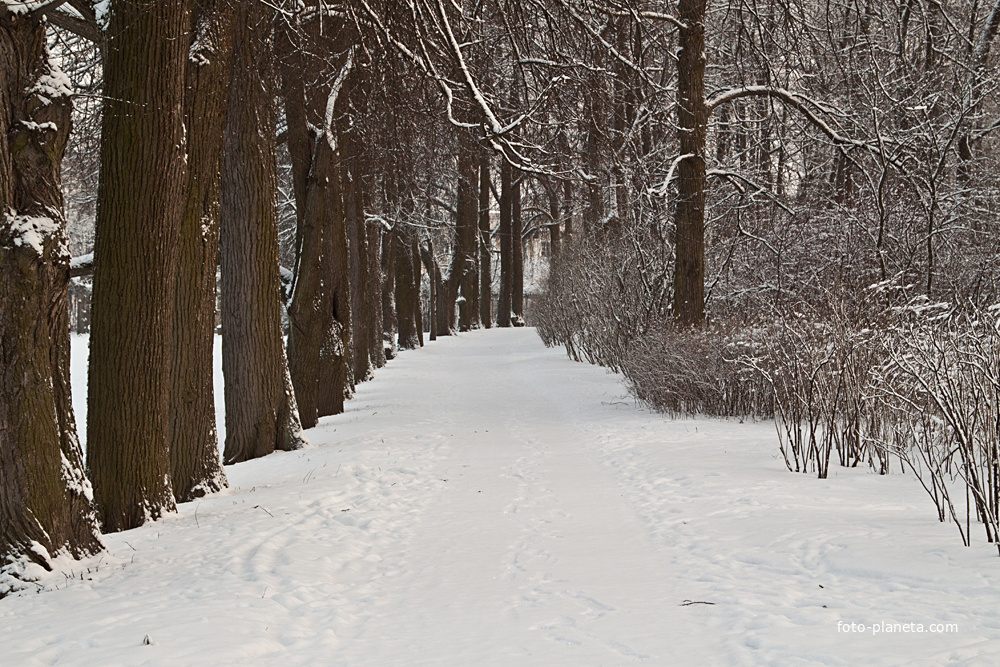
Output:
(3, 0), (1000, 588)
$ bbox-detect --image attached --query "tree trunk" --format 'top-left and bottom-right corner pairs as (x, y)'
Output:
(344, 136), (375, 380)
(511, 170), (524, 324)
(0, 7), (102, 578)
(316, 159), (353, 418)
(382, 226), (397, 358)
(673, 0), (708, 328)
(454, 143), (478, 331)
(395, 227), (420, 350)
(479, 155), (493, 328)
(420, 239), (442, 340)
(220, 0), (306, 463)
(280, 29), (354, 424)
(87, 0), (189, 532)
(413, 237), (424, 346)
(497, 159), (512, 327)
(169, 0), (232, 503)
(287, 132), (338, 429)
(369, 221), (387, 367)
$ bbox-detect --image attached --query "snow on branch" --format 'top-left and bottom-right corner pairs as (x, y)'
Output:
(591, 5), (684, 30)
(707, 85), (904, 168)
(550, 0), (668, 89)
(69, 252), (93, 277)
(649, 153), (695, 197)
(322, 46), (354, 154)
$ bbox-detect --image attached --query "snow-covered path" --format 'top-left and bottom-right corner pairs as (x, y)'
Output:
(4, 328), (1000, 665)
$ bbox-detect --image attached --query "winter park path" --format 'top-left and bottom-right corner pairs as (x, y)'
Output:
(4, 328), (1000, 665)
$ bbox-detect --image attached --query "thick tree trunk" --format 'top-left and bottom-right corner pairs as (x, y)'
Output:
(169, 0), (232, 503)
(673, 0), (708, 328)
(369, 222), (387, 367)
(454, 143), (478, 331)
(220, 0), (306, 463)
(314, 158), (353, 418)
(419, 239), (442, 340)
(0, 8), (102, 577)
(280, 29), (354, 424)
(344, 144), (375, 380)
(87, 0), (189, 532)
(413, 237), (424, 347)
(287, 134), (338, 429)
(318, 150), (355, 416)
(382, 226), (397, 358)
(394, 228), (420, 350)
(497, 159), (512, 327)
(511, 170), (524, 324)
(478, 155), (493, 328)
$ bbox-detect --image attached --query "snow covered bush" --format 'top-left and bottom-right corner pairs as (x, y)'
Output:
(745, 301), (890, 478)
(535, 229), (672, 372)
(868, 300), (1000, 551)
(622, 321), (772, 419)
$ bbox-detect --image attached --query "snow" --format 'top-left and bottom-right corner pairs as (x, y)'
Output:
(19, 120), (58, 132)
(68, 252), (93, 273)
(3, 211), (61, 255)
(8, 328), (1000, 664)
(2, 0), (30, 15)
(30, 69), (73, 105)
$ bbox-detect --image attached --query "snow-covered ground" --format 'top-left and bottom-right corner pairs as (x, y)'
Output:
(4, 328), (1000, 665)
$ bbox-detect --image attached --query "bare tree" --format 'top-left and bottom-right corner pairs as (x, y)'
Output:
(0, 5), (102, 581)
(87, 0), (189, 532)
(220, 0), (307, 463)
(169, 0), (233, 502)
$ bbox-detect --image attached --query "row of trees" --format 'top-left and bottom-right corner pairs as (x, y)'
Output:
(2, 0), (543, 589)
(7, 0), (1000, 584)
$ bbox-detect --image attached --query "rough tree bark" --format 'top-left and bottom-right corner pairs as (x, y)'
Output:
(342, 101), (376, 380)
(420, 239), (442, 340)
(381, 225), (397, 357)
(285, 44), (354, 427)
(497, 158), (512, 327)
(511, 169), (524, 324)
(169, 0), (232, 502)
(394, 227), (420, 349)
(0, 6), (102, 579)
(87, 0), (189, 532)
(673, 0), (708, 328)
(454, 141), (478, 331)
(367, 213), (387, 369)
(220, 0), (306, 463)
(478, 155), (492, 328)
(413, 237), (424, 346)
(287, 130), (339, 428)
(315, 158), (354, 418)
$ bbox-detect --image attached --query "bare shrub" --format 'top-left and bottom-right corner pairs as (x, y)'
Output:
(868, 301), (1000, 551)
(623, 322), (772, 419)
(535, 229), (672, 372)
